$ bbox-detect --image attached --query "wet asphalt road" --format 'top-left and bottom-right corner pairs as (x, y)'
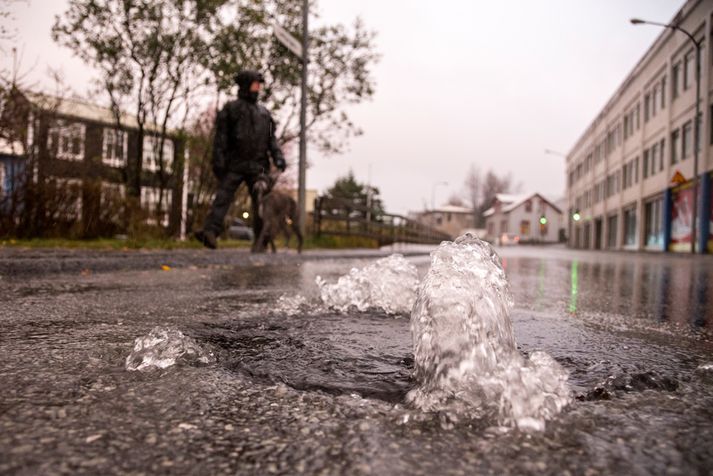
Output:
(1, 245), (713, 475)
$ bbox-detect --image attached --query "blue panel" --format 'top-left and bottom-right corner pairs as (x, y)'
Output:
(699, 172), (711, 255)
(663, 187), (672, 252)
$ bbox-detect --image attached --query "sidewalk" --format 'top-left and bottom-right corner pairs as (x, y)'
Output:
(0, 245), (435, 278)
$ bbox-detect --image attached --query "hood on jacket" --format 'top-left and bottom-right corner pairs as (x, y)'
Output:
(235, 70), (265, 103)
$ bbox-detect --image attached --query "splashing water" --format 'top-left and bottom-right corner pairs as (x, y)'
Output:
(126, 326), (215, 371)
(316, 254), (419, 315)
(273, 294), (309, 317)
(407, 234), (571, 431)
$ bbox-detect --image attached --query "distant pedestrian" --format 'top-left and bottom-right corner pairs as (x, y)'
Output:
(195, 70), (287, 250)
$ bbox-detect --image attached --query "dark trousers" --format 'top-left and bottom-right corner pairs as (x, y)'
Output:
(204, 172), (262, 242)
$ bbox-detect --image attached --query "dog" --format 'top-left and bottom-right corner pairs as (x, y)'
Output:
(252, 173), (303, 254)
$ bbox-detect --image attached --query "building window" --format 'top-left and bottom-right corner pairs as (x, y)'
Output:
(525, 200), (532, 212)
(682, 121), (692, 159)
(672, 62), (681, 98)
(684, 50), (694, 90)
(623, 207), (637, 246)
(143, 136), (174, 173)
(644, 94), (650, 122)
(661, 76), (666, 108)
(607, 214), (618, 248)
(100, 182), (125, 224)
(643, 149), (649, 179)
(635, 103), (641, 129)
(652, 86), (659, 116)
(671, 129), (680, 164)
(141, 186), (172, 227)
(47, 177), (82, 221)
(634, 157), (639, 183)
(0, 162), (5, 197)
(47, 120), (85, 161)
(520, 220), (530, 236)
(644, 196), (663, 248)
(659, 139), (665, 172)
(102, 128), (128, 168)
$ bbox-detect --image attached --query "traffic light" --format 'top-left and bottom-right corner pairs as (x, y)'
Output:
(572, 211), (581, 222)
(539, 215), (547, 225)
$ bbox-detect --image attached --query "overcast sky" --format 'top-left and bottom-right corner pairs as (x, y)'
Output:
(2, 0), (683, 214)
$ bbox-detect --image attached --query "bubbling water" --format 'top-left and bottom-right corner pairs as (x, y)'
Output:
(125, 326), (215, 371)
(407, 234), (571, 431)
(316, 254), (419, 315)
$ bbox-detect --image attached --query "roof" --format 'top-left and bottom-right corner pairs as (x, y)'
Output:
(23, 91), (140, 129)
(423, 205), (474, 214)
(494, 193), (527, 204)
(22, 90), (174, 134)
(484, 192), (563, 218)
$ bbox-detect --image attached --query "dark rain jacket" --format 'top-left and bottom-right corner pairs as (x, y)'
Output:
(212, 72), (285, 177)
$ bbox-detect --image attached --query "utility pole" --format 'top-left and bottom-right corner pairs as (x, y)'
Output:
(298, 0), (309, 237)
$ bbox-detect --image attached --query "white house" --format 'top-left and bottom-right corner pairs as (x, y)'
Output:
(483, 193), (564, 243)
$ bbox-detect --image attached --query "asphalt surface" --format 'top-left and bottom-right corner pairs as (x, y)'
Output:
(1, 245), (713, 475)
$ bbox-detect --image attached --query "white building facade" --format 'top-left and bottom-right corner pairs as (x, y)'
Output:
(566, 0), (713, 253)
(484, 193), (563, 243)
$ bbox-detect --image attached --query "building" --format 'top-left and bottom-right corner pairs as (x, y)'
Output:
(0, 88), (187, 237)
(415, 205), (475, 239)
(483, 193), (564, 243)
(566, 0), (713, 253)
(289, 188), (318, 214)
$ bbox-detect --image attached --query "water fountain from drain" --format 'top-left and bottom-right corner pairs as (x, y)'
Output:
(316, 254), (420, 315)
(407, 234), (571, 431)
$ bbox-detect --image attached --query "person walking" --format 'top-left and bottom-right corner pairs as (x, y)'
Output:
(195, 70), (287, 250)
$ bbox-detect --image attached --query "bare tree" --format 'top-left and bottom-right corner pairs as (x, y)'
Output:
(463, 164), (482, 225)
(205, 0), (379, 156)
(461, 166), (517, 228)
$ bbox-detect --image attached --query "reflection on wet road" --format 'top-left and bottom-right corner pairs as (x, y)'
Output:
(498, 247), (713, 329)
(0, 246), (712, 475)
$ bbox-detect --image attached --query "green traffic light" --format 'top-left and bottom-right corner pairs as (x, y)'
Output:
(572, 212), (581, 222)
(539, 216), (547, 225)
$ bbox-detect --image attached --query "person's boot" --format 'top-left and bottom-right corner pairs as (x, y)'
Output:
(194, 230), (217, 250)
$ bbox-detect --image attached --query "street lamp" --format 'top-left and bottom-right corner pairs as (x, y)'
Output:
(631, 17), (702, 254)
(544, 148), (567, 158)
(431, 181), (448, 210)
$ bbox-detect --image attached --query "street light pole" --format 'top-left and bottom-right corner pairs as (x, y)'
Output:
(431, 181), (448, 211)
(298, 0), (309, 237)
(544, 148), (567, 158)
(631, 18), (702, 254)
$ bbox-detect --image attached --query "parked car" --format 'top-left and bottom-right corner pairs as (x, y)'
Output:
(498, 232), (520, 246)
(227, 218), (254, 241)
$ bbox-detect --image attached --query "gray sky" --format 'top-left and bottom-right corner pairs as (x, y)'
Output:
(3, 0), (683, 214)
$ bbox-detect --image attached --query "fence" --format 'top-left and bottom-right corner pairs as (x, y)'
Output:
(313, 196), (452, 246)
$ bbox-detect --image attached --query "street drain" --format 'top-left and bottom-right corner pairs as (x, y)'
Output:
(194, 312), (415, 403)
